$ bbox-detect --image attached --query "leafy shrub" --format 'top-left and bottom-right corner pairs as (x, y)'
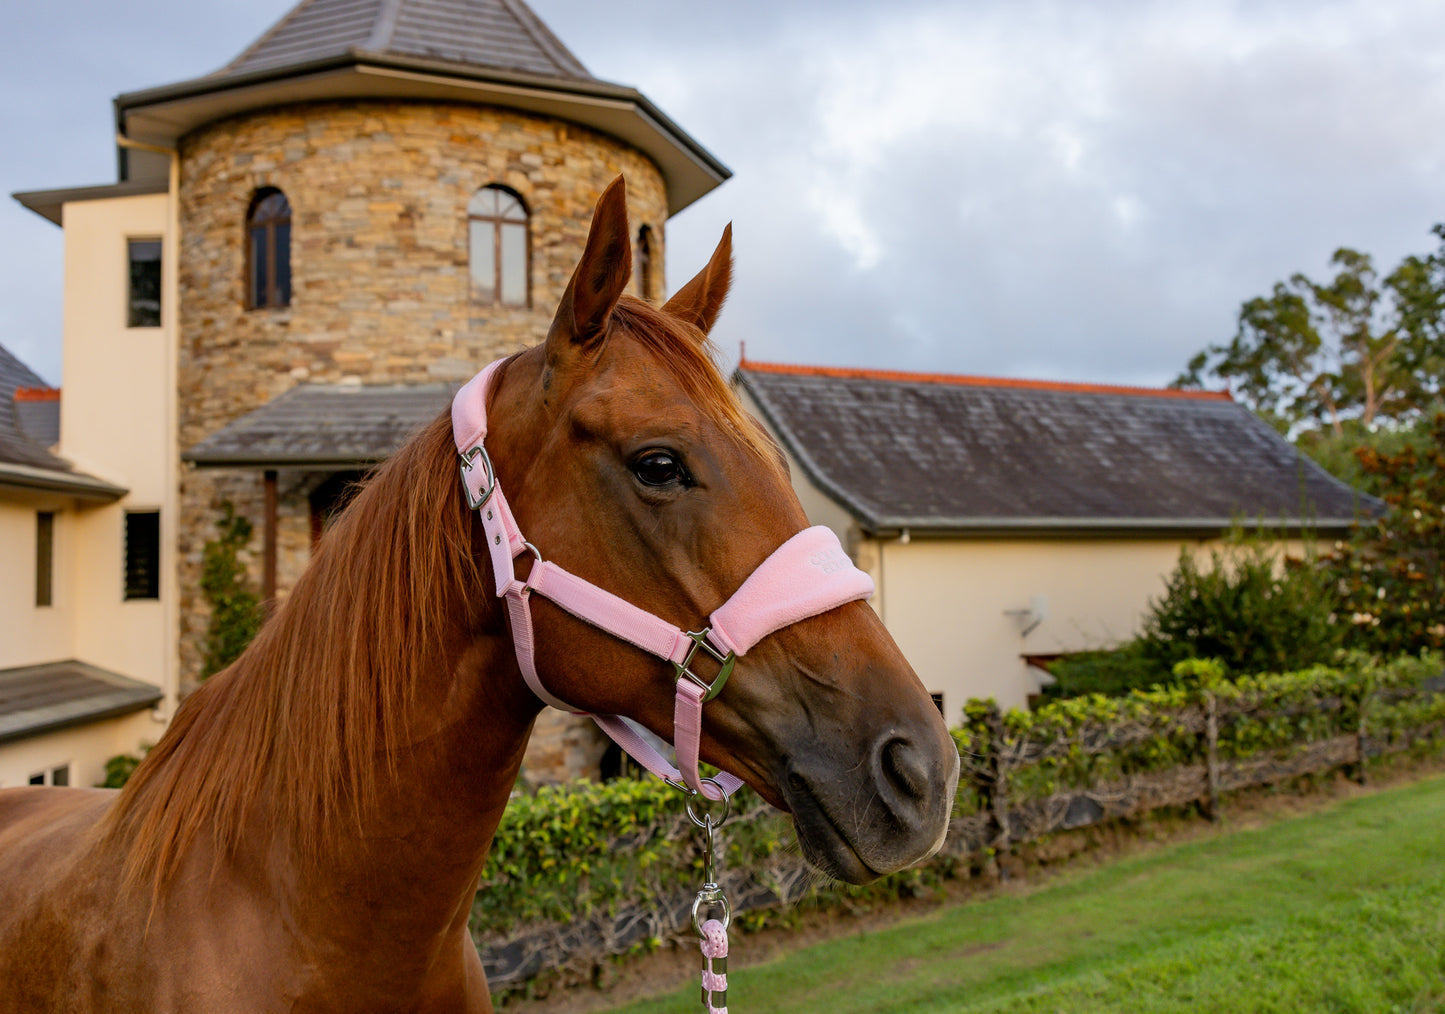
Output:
(1040, 641), (1166, 700)
(98, 749), (147, 788)
(1138, 530), (1342, 676)
(201, 500), (263, 679)
(1330, 413), (1445, 656)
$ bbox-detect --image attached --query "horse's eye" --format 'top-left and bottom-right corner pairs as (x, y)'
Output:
(633, 451), (686, 488)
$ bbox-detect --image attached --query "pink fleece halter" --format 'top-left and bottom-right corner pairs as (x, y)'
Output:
(452, 358), (875, 799)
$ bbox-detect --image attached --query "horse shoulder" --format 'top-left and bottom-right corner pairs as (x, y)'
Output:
(0, 787), (135, 1010)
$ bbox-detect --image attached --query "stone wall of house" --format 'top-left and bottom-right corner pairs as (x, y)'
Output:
(175, 99), (670, 783)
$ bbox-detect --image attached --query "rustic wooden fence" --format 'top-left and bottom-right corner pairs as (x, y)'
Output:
(477, 658), (1445, 993)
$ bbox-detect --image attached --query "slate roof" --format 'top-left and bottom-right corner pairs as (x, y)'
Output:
(100, 0), (728, 214)
(221, 0), (591, 82)
(0, 660), (162, 746)
(738, 361), (1374, 535)
(184, 382), (456, 468)
(0, 344), (56, 470)
(0, 344), (125, 499)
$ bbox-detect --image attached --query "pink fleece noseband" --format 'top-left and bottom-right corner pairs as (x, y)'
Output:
(452, 358), (875, 800)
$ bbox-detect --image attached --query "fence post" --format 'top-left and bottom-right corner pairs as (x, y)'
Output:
(1204, 690), (1221, 822)
(982, 703), (1011, 878)
(1354, 679), (1372, 787)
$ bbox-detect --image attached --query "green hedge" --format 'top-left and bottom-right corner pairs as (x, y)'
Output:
(473, 653), (1444, 956)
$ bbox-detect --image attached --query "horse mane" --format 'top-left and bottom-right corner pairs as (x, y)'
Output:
(104, 300), (774, 892)
(106, 410), (483, 890)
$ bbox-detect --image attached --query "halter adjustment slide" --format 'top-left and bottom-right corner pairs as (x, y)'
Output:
(673, 629), (735, 704)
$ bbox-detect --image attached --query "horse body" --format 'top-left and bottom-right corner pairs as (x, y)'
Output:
(0, 178), (958, 1011)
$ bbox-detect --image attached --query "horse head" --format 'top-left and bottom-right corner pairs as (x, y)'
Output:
(485, 178), (959, 884)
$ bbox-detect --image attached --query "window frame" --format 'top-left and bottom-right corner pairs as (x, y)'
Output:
(123, 510), (161, 601)
(27, 765), (70, 787)
(245, 188), (293, 310)
(126, 237), (163, 328)
(35, 511), (54, 607)
(468, 185), (531, 308)
(637, 224), (656, 303)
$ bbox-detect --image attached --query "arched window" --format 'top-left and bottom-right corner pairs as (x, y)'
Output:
(469, 186), (529, 307)
(636, 224), (656, 302)
(246, 188), (292, 309)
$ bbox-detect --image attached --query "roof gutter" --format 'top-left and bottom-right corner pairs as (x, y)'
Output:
(0, 461), (128, 501)
(862, 516), (1363, 540)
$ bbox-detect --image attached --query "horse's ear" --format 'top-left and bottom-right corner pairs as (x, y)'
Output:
(663, 223), (732, 336)
(547, 176), (632, 355)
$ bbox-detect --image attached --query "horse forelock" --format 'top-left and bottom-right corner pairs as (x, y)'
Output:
(105, 412), (483, 892)
(608, 295), (784, 476)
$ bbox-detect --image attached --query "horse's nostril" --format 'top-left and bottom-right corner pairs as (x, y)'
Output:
(878, 736), (930, 802)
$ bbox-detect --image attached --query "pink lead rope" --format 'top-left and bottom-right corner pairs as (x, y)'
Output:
(453, 357), (876, 1009)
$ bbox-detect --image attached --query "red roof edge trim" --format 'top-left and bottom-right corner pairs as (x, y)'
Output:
(738, 359), (1232, 402)
(13, 387), (60, 402)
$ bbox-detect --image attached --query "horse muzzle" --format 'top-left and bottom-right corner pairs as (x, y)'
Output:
(780, 721), (960, 885)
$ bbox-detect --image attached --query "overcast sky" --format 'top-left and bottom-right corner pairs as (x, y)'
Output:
(5, 0), (1445, 389)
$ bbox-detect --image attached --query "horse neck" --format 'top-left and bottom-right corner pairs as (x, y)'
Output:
(112, 413), (542, 946)
(244, 412), (541, 890)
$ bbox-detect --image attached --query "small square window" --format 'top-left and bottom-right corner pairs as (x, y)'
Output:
(127, 239), (162, 328)
(124, 510), (160, 600)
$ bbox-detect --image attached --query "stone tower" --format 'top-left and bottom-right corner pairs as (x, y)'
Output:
(112, 0), (729, 782)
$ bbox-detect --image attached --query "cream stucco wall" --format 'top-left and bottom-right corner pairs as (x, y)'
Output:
(56, 191), (176, 702)
(0, 711), (154, 790)
(0, 494), (76, 668)
(869, 534), (1207, 716)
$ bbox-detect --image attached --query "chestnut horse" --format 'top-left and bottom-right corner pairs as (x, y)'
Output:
(0, 178), (958, 1012)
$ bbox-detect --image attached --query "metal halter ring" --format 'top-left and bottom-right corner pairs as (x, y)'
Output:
(684, 779), (730, 829)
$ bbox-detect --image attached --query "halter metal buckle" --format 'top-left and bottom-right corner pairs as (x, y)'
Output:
(458, 444), (497, 510)
(673, 629), (735, 704)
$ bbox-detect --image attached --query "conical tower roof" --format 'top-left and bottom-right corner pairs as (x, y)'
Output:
(221, 0), (591, 83)
(110, 0), (728, 213)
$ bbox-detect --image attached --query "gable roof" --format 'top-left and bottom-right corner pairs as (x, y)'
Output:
(106, 0), (728, 215)
(184, 381), (455, 468)
(737, 360), (1374, 536)
(0, 344), (126, 500)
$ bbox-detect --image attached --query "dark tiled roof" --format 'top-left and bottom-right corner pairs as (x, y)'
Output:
(738, 361), (1374, 534)
(0, 661), (162, 746)
(185, 382), (456, 468)
(222, 0), (590, 81)
(0, 344), (59, 470)
(14, 389), (60, 447)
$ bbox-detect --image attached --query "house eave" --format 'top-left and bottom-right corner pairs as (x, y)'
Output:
(859, 516), (1362, 540)
(11, 180), (170, 227)
(0, 462), (128, 501)
(114, 51), (730, 214)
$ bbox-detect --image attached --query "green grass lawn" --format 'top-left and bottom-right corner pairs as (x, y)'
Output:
(605, 775), (1445, 1013)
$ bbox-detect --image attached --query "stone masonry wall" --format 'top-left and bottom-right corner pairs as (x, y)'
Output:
(175, 99), (670, 783)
